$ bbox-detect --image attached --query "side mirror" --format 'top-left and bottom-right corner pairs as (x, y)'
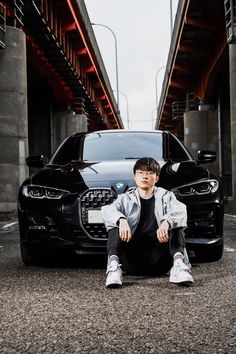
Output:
(26, 155), (48, 168)
(197, 150), (216, 163)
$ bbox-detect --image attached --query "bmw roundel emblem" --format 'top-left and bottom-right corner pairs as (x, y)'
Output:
(115, 182), (125, 189)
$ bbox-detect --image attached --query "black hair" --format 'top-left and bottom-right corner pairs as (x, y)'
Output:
(133, 157), (161, 176)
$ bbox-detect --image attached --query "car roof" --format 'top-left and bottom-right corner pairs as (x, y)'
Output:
(72, 129), (165, 137)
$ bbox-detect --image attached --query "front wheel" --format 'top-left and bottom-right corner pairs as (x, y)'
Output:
(195, 241), (224, 262)
(20, 241), (37, 266)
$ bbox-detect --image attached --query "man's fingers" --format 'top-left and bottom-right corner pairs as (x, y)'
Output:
(124, 231), (131, 242)
(119, 228), (131, 242)
(157, 231), (169, 243)
(121, 236), (130, 242)
(126, 234), (132, 242)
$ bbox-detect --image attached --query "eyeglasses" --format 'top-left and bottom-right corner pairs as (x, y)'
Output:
(135, 170), (156, 177)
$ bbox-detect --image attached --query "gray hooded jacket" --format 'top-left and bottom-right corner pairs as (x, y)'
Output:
(101, 187), (187, 235)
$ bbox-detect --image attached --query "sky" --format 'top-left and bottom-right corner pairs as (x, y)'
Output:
(84, 0), (179, 130)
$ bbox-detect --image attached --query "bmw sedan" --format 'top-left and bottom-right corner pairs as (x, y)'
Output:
(18, 130), (224, 265)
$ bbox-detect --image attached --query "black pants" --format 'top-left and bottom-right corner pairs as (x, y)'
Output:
(107, 227), (186, 275)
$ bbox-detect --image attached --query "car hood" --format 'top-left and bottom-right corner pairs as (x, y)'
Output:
(27, 160), (210, 193)
(158, 161), (210, 189)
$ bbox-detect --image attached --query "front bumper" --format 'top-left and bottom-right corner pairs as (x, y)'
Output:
(19, 187), (224, 255)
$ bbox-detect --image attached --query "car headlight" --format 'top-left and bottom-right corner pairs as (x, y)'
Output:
(174, 179), (219, 197)
(22, 185), (69, 199)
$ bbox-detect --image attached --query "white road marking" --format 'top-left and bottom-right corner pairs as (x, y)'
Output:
(2, 221), (18, 230)
(224, 246), (236, 252)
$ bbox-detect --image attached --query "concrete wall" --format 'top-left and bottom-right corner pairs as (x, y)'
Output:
(52, 112), (87, 152)
(220, 108), (232, 199)
(0, 27), (28, 217)
(184, 110), (219, 176)
(27, 85), (52, 158)
(228, 44), (236, 214)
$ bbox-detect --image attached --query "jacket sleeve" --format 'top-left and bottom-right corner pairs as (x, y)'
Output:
(101, 194), (127, 231)
(166, 191), (187, 229)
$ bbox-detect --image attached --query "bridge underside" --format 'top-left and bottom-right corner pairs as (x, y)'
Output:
(0, 0), (122, 217)
(24, 0), (121, 131)
(157, 0), (227, 134)
(157, 0), (236, 213)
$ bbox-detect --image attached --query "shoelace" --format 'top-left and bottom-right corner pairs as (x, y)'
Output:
(106, 262), (122, 274)
(175, 260), (191, 273)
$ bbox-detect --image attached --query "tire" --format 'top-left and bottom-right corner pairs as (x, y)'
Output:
(195, 241), (224, 262)
(20, 241), (37, 266)
(18, 213), (40, 266)
(209, 242), (224, 261)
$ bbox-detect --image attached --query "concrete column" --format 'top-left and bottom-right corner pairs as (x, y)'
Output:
(28, 88), (51, 158)
(184, 110), (219, 176)
(0, 27), (28, 217)
(52, 111), (88, 152)
(229, 44), (236, 214)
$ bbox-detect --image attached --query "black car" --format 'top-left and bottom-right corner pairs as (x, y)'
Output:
(18, 130), (224, 265)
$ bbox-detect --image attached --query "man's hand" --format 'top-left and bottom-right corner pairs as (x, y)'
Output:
(156, 220), (169, 243)
(119, 218), (132, 242)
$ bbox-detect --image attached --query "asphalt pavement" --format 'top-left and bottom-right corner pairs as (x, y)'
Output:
(0, 215), (235, 353)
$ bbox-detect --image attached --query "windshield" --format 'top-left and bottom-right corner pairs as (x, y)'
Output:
(83, 132), (164, 161)
(50, 132), (164, 164)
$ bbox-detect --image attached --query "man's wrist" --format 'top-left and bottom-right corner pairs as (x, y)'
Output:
(117, 217), (126, 225)
(161, 219), (170, 228)
(119, 217), (126, 222)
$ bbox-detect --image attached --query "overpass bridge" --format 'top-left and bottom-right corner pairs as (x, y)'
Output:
(156, 0), (236, 214)
(2, 0), (236, 216)
(0, 0), (123, 217)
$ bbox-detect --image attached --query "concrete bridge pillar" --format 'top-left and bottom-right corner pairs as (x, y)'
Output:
(52, 112), (87, 152)
(0, 27), (28, 217)
(229, 44), (236, 214)
(184, 110), (219, 177)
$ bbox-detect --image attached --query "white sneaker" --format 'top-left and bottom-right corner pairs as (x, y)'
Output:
(106, 260), (123, 288)
(183, 248), (192, 269)
(169, 259), (193, 285)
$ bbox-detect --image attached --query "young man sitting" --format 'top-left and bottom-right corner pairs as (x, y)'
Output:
(101, 157), (193, 288)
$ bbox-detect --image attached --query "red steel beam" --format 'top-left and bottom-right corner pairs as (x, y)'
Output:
(66, 0), (120, 128)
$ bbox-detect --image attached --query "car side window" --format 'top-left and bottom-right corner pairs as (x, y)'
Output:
(50, 137), (80, 164)
(168, 134), (190, 162)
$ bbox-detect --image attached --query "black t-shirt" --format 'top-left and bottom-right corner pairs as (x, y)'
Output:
(134, 195), (158, 238)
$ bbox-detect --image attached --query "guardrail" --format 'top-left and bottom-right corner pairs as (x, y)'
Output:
(224, 0), (236, 43)
(14, 0), (24, 26)
(172, 92), (198, 120)
(0, 2), (6, 48)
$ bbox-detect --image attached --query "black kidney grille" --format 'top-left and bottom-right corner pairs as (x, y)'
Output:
(84, 223), (107, 239)
(80, 189), (117, 239)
